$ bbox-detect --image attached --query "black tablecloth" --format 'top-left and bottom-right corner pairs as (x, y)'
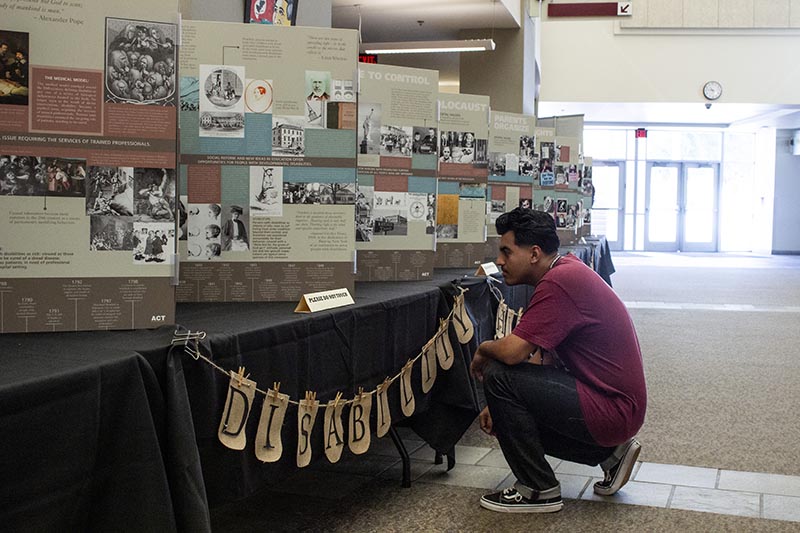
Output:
(0, 329), (209, 532)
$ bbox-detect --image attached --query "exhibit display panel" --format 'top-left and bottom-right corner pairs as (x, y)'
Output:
(355, 63), (439, 281)
(434, 93), (491, 268)
(0, 0), (179, 333)
(176, 21), (359, 302)
(485, 110), (536, 257)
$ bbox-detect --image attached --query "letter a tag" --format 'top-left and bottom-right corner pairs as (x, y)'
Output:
(297, 392), (320, 468)
(400, 360), (416, 417)
(348, 389), (372, 455)
(452, 289), (474, 344)
(435, 319), (455, 371)
(421, 338), (437, 393)
(218, 370), (256, 451)
(375, 380), (391, 438)
(323, 393), (345, 463)
(255, 386), (289, 462)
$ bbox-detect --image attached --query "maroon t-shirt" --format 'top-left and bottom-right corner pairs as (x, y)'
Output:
(512, 254), (646, 447)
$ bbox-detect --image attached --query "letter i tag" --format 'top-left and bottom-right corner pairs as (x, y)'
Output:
(255, 384), (289, 462)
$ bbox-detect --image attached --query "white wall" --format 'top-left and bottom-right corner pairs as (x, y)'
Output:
(772, 129), (800, 253)
(538, 19), (800, 105)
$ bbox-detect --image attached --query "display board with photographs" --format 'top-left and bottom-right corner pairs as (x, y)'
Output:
(177, 21), (358, 302)
(484, 110), (536, 257)
(356, 64), (439, 281)
(0, 1), (179, 333)
(533, 131), (586, 241)
(434, 93), (490, 268)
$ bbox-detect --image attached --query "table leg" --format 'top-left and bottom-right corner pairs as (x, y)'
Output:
(388, 426), (411, 488)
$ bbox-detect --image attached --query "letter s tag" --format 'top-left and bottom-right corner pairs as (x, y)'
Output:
(297, 392), (320, 468)
(218, 371), (257, 451)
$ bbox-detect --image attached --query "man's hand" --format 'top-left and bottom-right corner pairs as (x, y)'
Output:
(470, 349), (490, 382)
(479, 406), (495, 436)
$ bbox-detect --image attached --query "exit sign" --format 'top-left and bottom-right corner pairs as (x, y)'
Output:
(548, 2), (632, 17)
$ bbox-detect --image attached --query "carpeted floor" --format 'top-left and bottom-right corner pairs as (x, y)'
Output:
(209, 252), (800, 530)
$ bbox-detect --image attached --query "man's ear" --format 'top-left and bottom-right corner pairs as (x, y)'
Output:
(529, 244), (542, 264)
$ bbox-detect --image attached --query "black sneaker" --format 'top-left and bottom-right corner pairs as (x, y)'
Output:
(594, 438), (641, 496)
(480, 487), (563, 513)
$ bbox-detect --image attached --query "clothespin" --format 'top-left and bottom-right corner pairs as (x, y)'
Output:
(357, 386), (365, 400)
(235, 366), (249, 387)
(333, 390), (343, 408)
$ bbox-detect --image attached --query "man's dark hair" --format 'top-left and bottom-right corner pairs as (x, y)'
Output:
(495, 207), (559, 254)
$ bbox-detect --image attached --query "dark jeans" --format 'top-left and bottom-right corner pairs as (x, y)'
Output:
(483, 360), (616, 493)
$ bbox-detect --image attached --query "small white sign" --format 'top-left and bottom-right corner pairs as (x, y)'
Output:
(294, 288), (355, 313)
(475, 262), (500, 277)
(618, 2), (632, 16)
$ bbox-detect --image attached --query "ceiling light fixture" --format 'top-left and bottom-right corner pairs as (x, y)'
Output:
(361, 39), (496, 55)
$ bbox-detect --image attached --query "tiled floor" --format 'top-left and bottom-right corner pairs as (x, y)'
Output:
(319, 436), (800, 524)
(624, 301), (800, 313)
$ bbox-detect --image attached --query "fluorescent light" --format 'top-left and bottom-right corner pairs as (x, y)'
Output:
(362, 39), (496, 55)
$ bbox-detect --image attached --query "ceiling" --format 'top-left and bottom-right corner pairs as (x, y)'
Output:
(330, 1), (800, 130)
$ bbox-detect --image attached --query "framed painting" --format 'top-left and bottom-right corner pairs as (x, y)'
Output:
(245, 0), (299, 25)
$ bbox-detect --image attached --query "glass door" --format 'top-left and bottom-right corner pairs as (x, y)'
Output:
(590, 161), (625, 250)
(682, 164), (718, 252)
(645, 162), (719, 252)
(645, 163), (680, 251)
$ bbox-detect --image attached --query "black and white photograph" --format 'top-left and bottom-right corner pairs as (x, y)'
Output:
(251, 165), (283, 215)
(380, 125), (412, 157)
(543, 195), (555, 214)
(221, 205), (249, 252)
(272, 116), (305, 155)
(0, 30), (29, 106)
(186, 203), (221, 261)
(425, 193), (436, 235)
(40, 157), (87, 197)
(133, 222), (173, 263)
(201, 66), (244, 110)
(440, 131), (477, 164)
(134, 167), (175, 222)
(489, 199), (506, 223)
(89, 215), (134, 251)
(199, 64), (245, 138)
(488, 152), (506, 176)
(372, 211), (408, 236)
(374, 191), (406, 210)
(282, 181), (356, 205)
(0, 155), (40, 195)
(86, 166), (134, 216)
(178, 196), (188, 240)
(305, 98), (325, 129)
(355, 185), (374, 242)
(519, 156), (535, 176)
(200, 111), (245, 137)
(411, 127), (437, 155)
(104, 18), (177, 106)
(519, 135), (534, 158)
(331, 78), (354, 102)
(473, 138), (489, 166)
(358, 102), (381, 155)
(556, 197), (568, 214)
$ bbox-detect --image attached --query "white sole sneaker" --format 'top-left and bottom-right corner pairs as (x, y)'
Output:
(479, 496), (564, 513)
(593, 438), (641, 496)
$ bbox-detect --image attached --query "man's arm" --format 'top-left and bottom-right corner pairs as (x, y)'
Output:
(470, 333), (538, 381)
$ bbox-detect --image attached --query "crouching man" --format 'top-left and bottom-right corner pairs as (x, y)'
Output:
(471, 208), (646, 513)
